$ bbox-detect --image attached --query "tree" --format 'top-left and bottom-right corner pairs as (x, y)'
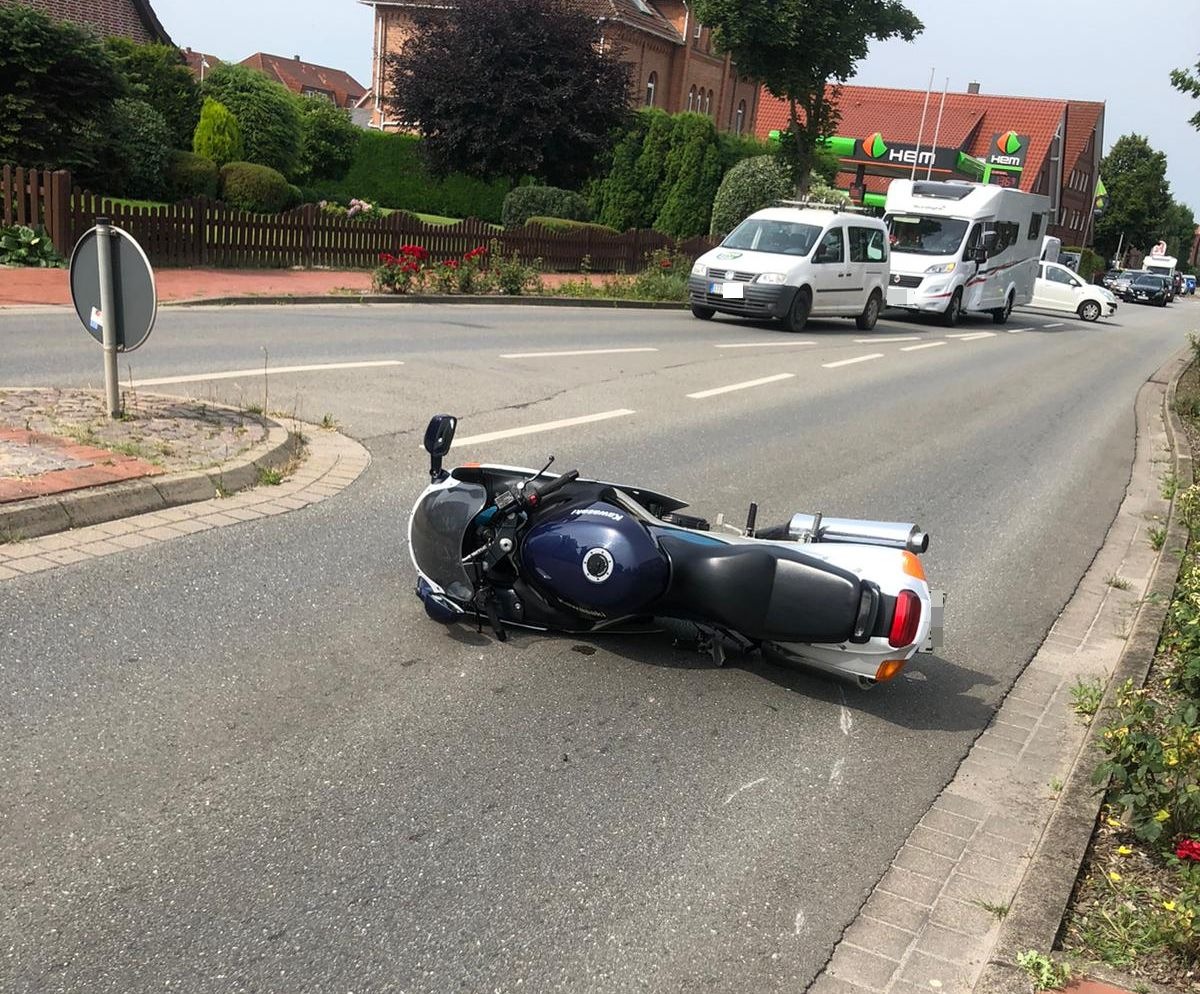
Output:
(1160, 199), (1196, 263)
(655, 114), (723, 237)
(1170, 56), (1200, 131)
(0, 3), (124, 173)
(202, 63), (302, 178)
(193, 98), (244, 167)
(692, 0), (922, 190)
(95, 98), (174, 200)
(105, 38), (201, 150)
(709, 155), (792, 237)
(1094, 134), (1171, 262)
(385, 0), (631, 187)
(295, 97), (360, 183)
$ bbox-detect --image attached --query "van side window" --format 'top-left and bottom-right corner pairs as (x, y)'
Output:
(994, 221), (1020, 252)
(1029, 213), (1043, 240)
(814, 227), (844, 264)
(849, 226), (886, 263)
(964, 223), (983, 258)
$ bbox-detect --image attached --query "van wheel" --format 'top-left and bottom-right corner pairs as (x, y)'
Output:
(939, 288), (962, 327)
(691, 304), (715, 320)
(1078, 300), (1101, 322)
(784, 287), (811, 332)
(855, 291), (882, 331)
(991, 292), (1014, 324)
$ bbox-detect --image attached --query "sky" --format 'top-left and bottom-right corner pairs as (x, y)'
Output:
(149, 0), (1200, 214)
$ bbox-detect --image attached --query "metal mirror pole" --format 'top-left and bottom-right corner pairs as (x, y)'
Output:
(95, 217), (120, 418)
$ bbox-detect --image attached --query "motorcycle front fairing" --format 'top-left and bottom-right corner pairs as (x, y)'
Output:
(408, 475), (487, 603)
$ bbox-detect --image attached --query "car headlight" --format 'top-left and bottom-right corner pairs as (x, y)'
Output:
(692, 261), (707, 276)
(924, 262), (956, 274)
(754, 273), (787, 284)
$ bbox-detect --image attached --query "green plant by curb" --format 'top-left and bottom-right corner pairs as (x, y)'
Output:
(1015, 950), (1072, 991)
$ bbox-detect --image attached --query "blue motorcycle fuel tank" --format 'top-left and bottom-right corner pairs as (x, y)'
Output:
(521, 501), (669, 615)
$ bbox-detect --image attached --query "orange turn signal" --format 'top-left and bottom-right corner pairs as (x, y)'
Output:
(875, 659), (907, 682)
(901, 551), (925, 580)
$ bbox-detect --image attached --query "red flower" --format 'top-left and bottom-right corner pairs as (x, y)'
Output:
(400, 244), (428, 261)
(444, 259), (460, 269)
(660, 257), (672, 269)
(1176, 839), (1200, 861)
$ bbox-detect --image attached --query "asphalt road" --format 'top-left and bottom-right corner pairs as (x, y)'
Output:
(1, 297), (1193, 993)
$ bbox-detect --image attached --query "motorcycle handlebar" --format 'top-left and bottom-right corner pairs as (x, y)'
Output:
(526, 469), (579, 506)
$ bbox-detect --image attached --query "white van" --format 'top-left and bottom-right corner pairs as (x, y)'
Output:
(883, 180), (1052, 326)
(689, 205), (891, 332)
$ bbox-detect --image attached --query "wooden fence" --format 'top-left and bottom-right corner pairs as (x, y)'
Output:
(2, 164), (718, 272)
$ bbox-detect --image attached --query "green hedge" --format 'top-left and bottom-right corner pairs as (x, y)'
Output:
(525, 216), (619, 235)
(503, 186), (591, 228)
(219, 161), (292, 214)
(316, 132), (510, 223)
(168, 150), (219, 200)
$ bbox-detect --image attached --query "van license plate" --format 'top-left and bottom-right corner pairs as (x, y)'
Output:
(720, 282), (743, 299)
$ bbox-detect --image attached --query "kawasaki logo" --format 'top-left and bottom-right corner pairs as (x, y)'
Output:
(863, 132), (888, 158)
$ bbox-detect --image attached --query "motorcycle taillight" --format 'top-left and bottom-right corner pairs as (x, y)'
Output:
(888, 589), (921, 648)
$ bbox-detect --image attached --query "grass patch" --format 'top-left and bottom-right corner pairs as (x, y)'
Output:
(1149, 526), (1167, 551)
(1070, 677), (1104, 723)
(1015, 950), (1072, 991)
(256, 466), (284, 486)
(1105, 573), (1132, 590)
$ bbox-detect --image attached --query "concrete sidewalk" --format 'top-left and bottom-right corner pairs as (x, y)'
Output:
(0, 267), (603, 307)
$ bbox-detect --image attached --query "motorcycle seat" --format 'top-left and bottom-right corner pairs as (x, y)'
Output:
(656, 534), (863, 643)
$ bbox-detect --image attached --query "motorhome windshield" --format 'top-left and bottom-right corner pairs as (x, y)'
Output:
(886, 215), (969, 256)
(722, 219), (822, 256)
(1145, 263), (1173, 276)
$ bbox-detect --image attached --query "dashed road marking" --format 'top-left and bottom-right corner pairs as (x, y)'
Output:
(855, 336), (921, 343)
(901, 342), (947, 352)
(452, 409), (635, 446)
(1008, 327), (1037, 334)
(687, 373), (795, 399)
(500, 347), (659, 359)
(954, 332), (996, 342)
(131, 360), (403, 386)
(1043, 322), (1065, 328)
(714, 341), (816, 349)
(822, 354), (884, 369)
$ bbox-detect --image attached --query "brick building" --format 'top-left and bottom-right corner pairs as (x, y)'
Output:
(756, 84), (1105, 246)
(357, 0), (759, 135)
(4, 0), (172, 44)
(240, 53), (367, 110)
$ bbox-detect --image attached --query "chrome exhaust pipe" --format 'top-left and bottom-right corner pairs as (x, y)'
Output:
(787, 513), (929, 554)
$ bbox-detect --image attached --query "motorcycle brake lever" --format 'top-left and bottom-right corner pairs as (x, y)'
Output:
(462, 544), (490, 565)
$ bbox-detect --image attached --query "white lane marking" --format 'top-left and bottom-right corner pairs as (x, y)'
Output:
(822, 353), (883, 369)
(723, 776), (768, 806)
(453, 409), (635, 446)
(854, 336), (920, 343)
(1043, 322), (1065, 328)
(687, 373), (794, 399)
(837, 686), (854, 736)
(794, 909), (807, 936)
(945, 332), (976, 338)
(500, 347), (659, 359)
(131, 360), (403, 386)
(901, 341), (947, 352)
(714, 341), (816, 349)
(829, 757), (846, 787)
(954, 332), (996, 342)
(1008, 327), (1037, 334)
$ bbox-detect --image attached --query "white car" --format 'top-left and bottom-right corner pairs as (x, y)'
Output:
(1031, 261), (1118, 322)
(688, 206), (890, 332)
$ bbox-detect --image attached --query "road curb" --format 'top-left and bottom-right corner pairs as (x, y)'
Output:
(168, 293), (690, 310)
(0, 400), (301, 542)
(972, 344), (1195, 994)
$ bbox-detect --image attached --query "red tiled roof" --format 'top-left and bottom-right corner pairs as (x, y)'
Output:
(756, 85), (1083, 194)
(181, 48), (223, 78)
(241, 53), (367, 109)
(1064, 100), (1103, 173)
(574, 0), (683, 43)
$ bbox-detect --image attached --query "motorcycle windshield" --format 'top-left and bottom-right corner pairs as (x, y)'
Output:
(410, 482), (487, 600)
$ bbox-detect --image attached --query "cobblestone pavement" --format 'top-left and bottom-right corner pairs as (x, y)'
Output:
(0, 424), (369, 581)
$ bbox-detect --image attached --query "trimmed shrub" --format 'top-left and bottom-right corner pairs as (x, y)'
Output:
(296, 97), (360, 183)
(284, 184), (303, 210)
(635, 109), (677, 225)
(202, 63), (302, 178)
(167, 150), (219, 200)
(193, 98), (244, 167)
(219, 161), (292, 214)
(316, 131), (509, 222)
(502, 186), (591, 228)
(592, 110), (654, 231)
(717, 131), (772, 174)
(709, 155), (792, 237)
(105, 38), (201, 151)
(655, 113), (722, 237)
(98, 98), (174, 200)
(524, 216), (619, 235)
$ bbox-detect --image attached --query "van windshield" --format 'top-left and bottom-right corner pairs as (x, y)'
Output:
(1145, 264), (1172, 276)
(886, 215), (969, 256)
(722, 219), (822, 256)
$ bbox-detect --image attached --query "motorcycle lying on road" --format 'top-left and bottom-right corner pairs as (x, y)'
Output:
(409, 415), (944, 687)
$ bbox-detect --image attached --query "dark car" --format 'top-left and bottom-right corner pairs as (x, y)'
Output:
(1123, 274), (1170, 306)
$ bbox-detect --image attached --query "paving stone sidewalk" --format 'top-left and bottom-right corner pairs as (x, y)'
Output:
(809, 359), (1182, 994)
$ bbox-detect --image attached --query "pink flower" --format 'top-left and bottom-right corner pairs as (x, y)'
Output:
(1176, 838), (1200, 861)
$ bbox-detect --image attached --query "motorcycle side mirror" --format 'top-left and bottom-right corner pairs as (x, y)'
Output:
(424, 414), (457, 481)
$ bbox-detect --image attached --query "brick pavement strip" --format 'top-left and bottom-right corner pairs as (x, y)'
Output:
(0, 427), (369, 581)
(806, 350), (1186, 994)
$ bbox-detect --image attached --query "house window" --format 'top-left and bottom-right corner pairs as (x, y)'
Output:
(705, 89), (713, 114)
(735, 100), (746, 135)
(645, 71), (657, 107)
(688, 86), (697, 112)
(694, 20), (702, 39)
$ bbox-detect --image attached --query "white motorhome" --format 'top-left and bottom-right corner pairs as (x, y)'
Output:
(1144, 253), (1178, 281)
(883, 180), (1052, 326)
